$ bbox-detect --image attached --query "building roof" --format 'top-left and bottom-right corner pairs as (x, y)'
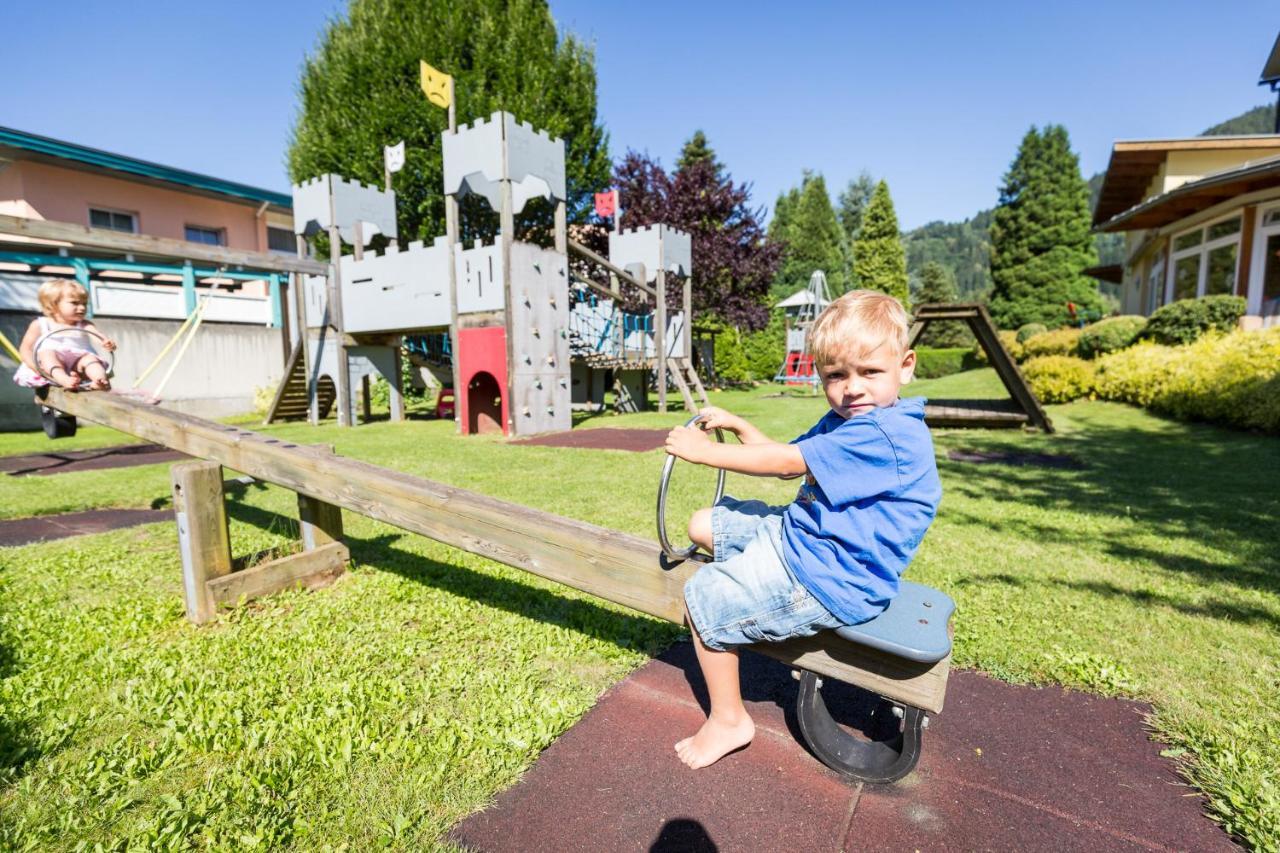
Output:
(0, 126), (291, 210)
(1092, 136), (1280, 226)
(1095, 153), (1280, 232)
(1261, 32), (1280, 86)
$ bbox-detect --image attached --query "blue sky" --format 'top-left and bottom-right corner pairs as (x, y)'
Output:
(2, 1), (1275, 229)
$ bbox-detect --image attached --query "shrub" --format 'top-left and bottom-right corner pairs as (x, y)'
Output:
(1077, 315), (1146, 359)
(1022, 327), (1083, 359)
(1022, 355), (1097, 403)
(1143, 295), (1246, 346)
(914, 347), (978, 379)
(1016, 322), (1047, 343)
(1095, 328), (1280, 433)
(972, 330), (1023, 365)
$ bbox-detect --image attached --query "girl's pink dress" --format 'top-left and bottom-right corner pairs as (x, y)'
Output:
(12, 317), (99, 388)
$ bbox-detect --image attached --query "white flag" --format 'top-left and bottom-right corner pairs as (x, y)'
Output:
(384, 141), (406, 174)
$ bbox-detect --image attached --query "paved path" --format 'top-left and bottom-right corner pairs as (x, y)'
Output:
(452, 643), (1235, 852)
(0, 443), (187, 477)
(0, 507), (171, 547)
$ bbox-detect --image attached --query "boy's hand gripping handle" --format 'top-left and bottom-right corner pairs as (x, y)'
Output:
(657, 414), (726, 562)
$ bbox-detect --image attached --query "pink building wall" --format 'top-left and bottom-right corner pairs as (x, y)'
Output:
(0, 160), (276, 251)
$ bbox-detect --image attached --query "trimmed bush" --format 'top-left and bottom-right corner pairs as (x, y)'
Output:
(1022, 327), (1083, 359)
(1077, 315), (1147, 359)
(914, 346), (978, 379)
(972, 330), (1023, 365)
(1016, 322), (1048, 343)
(1022, 355), (1097, 403)
(1143, 295), (1246, 346)
(1095, 327), (1280, 433)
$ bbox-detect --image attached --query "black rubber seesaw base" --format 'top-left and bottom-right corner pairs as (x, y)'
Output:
(35, 388), (78, 439)
(795, 670), (926, 784)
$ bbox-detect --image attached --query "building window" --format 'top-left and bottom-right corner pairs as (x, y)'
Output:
(1167, 215), (1241, 303)
(185, 225), (225, 246)
(89, 207), (136, 233)
(267, 226), (296, 253)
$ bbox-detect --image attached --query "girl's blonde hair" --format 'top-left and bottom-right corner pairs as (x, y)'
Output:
(37, 278), (88, 317)
(807, 290), (910, 368)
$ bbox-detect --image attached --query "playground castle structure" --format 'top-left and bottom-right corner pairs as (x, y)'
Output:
(276, 111), (706, 436)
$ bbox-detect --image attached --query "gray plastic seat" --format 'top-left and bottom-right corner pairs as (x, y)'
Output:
(832, 580), (954, 663)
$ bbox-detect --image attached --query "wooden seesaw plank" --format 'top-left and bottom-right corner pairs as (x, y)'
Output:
(38, 388), (950, 713)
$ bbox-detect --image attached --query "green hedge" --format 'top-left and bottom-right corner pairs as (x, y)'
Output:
(1022, 355), (1097, 403)
(1143, 295), (1245, 345)
(713, 312), (787, 385)
(914, 347), (979, 379)
(1077, 315), (1146, 359)
(971, 330), (1023, 366)
(1016, 322), (1048, 343)
(1094, 328), (1280, 433)
(1021, 327), (1083, 360)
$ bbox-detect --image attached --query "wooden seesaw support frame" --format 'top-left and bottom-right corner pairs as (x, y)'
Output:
(37, 386), (949, 717)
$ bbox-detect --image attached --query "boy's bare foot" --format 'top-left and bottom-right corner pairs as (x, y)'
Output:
(674, 715), (754, 769)
(90, 377), (110, 390)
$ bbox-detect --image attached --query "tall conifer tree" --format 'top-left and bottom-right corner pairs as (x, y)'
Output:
(288, 0), (610, 242)
(913, 261), (972, 347)
(988, 125), (1100, 328)
(852, 180), (910, 307)
(769, 172), (847, 299)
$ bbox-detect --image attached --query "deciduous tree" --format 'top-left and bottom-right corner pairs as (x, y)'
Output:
(288, 0), (610, 243)
(614, 133), (780, 330)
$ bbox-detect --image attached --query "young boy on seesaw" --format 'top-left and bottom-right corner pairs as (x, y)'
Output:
(664, 290), (941, 769)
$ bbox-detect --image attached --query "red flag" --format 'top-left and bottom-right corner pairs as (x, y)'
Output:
(594, 190), (617, 219)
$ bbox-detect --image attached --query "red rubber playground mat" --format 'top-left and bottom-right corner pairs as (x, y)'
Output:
(450, 642), (1235, 852)
(514, 428), (669, 452)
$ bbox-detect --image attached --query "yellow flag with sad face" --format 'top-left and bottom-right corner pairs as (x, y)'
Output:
(419, 60), (452, 109)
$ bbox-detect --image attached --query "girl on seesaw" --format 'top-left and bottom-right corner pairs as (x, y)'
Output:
(13, 279), (116, 391)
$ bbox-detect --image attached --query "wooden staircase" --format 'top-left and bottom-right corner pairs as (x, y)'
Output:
(666, 356), (709, 413)
(264, 341), (335, 424)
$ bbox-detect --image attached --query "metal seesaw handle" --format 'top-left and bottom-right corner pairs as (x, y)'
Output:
(656, 414), (727, 561)
(32, 327), (116, 389)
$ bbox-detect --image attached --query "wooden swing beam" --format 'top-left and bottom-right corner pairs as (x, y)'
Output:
(37, 386), (949, 714)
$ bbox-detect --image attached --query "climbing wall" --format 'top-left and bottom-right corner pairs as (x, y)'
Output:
(507, 242), (569, 435)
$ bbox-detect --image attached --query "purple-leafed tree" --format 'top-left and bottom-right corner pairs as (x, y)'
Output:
(612, 133), (780, 331)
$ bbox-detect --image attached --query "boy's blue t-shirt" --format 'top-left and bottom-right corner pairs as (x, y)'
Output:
(781, 397), (941, 626)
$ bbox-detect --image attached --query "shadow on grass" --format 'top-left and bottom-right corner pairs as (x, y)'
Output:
(221, 498), (680, 657)
(934, 412), (1280, 602)
(219, 495), (893, 754)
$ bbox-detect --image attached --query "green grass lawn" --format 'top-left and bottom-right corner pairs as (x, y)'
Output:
(1, 370), (1277, 849)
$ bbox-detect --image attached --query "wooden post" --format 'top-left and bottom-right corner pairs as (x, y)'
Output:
(172, 461), (233, 624)
(361, 374), (372, 422)
(390, 341), (406, 422)
(327, 181), (353, 428)
(681, 273), (692, 362)
(444, 78), (462, 435)
(499, 124), (516, 436)
(655, 265), (667, 413)
(295, 237), (319, 426)
(298, 493), (344, 551)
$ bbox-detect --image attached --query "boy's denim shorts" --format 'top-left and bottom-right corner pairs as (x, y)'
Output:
(683, 496), (843, 652)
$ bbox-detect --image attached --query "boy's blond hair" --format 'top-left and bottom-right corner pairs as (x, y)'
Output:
(807, 290), (909, 367)
(37, 278), (89, 317)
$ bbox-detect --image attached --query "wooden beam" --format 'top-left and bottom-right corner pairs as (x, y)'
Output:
(567, 237), (656, 298)
(0, 213), (327, 276)
(37, 387), (950, 713)
(205, 541), (348, 610)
